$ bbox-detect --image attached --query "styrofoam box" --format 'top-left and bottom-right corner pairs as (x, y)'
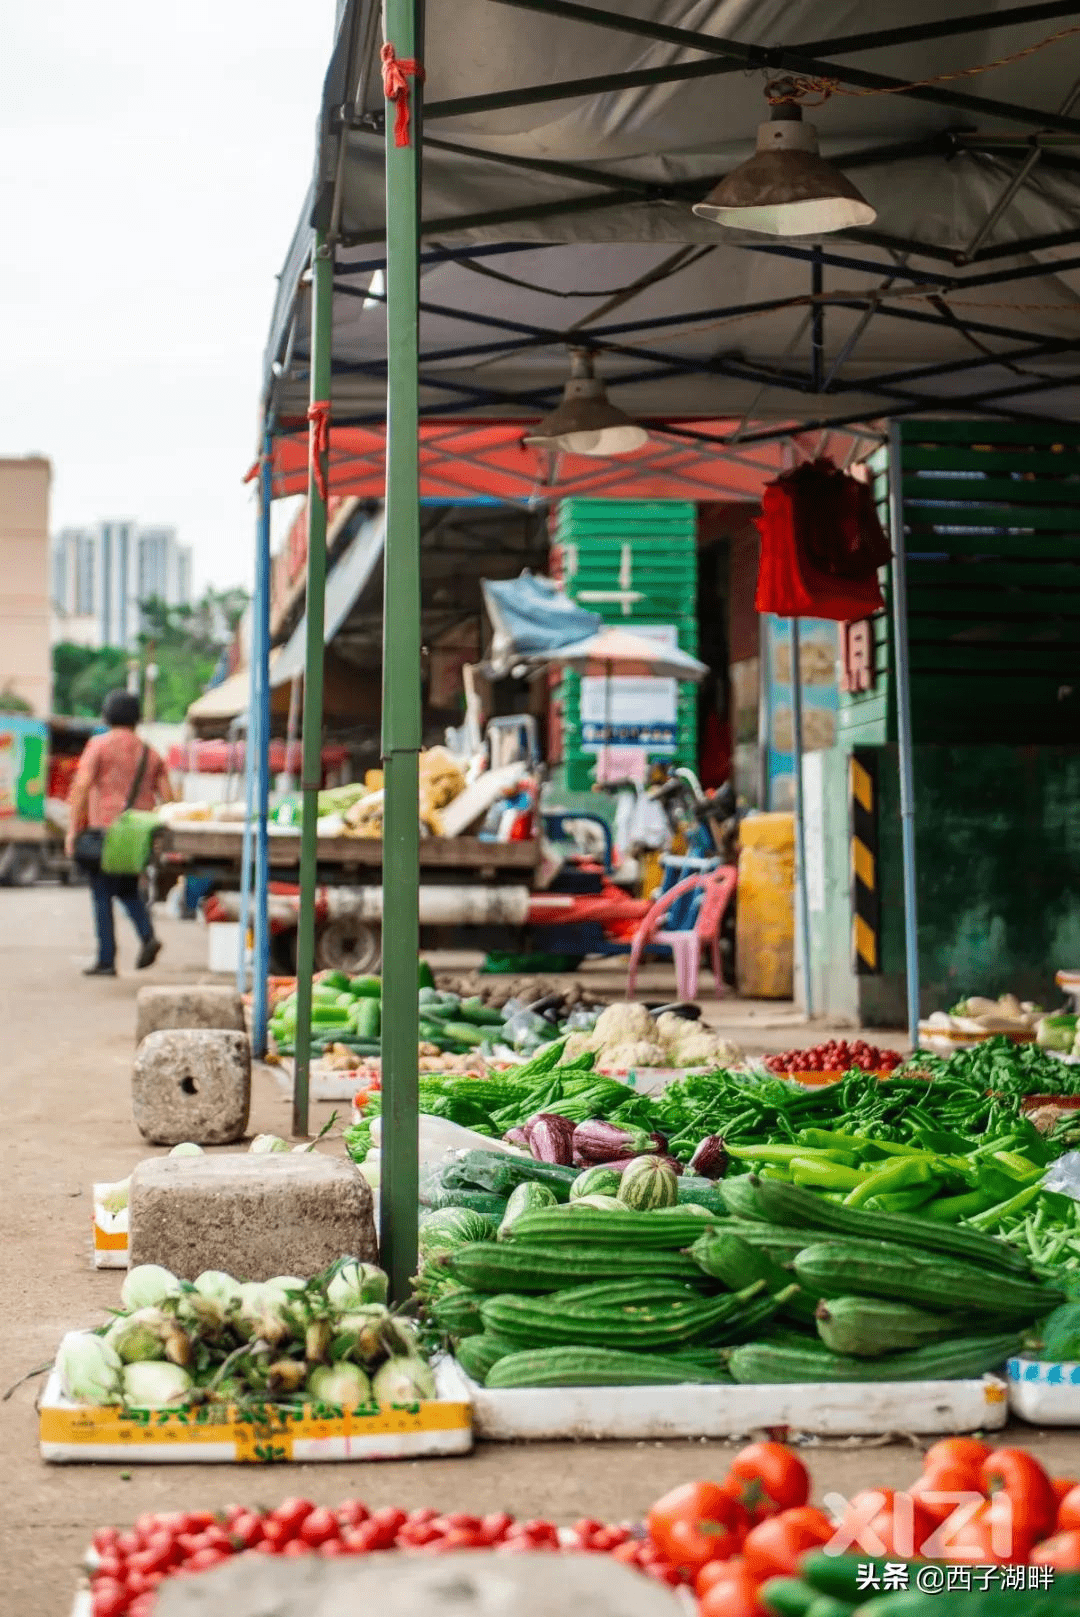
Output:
(91, 1186), (128, 1268)
(1008, 1356), (1080, 1425)
(207, 920), (243, 974)
(42, 1349), (472, 1463)
(455, 1363), (1009, 1441)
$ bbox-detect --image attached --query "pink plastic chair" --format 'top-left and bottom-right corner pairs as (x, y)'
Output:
(624, 865), (738, 1002)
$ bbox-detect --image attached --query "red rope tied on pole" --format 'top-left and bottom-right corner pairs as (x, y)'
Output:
(307, 400), (331, 504)
(381, 42), (424, 147)
(242, 457), (264, 484)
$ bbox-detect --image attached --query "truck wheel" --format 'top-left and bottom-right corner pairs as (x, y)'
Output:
(315, 918), (381, 975)
(1, 847), (43, 887)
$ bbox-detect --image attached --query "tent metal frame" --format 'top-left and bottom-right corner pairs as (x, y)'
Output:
(251, 0), (1080, 1284)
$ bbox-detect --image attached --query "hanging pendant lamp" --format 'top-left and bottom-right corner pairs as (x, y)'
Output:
(524, 349), (648, 457)
(693, 102), (876, 237)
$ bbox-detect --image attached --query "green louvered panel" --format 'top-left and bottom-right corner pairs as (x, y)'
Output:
(840, 425), (1080, 746)
(554, 501), (699, 786)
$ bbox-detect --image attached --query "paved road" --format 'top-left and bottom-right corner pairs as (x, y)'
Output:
(0, 886), (1071, 1615)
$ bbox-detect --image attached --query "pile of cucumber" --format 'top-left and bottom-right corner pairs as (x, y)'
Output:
(416, 1153), (1063, 1389)
(269, 964), (514, 1060)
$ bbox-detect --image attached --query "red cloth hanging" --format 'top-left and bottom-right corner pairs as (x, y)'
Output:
(307, 400), (332, 504)
(381, 43), (425, 147)
(754, 458), (888, 620)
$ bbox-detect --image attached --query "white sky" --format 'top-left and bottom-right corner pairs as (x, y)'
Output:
(0, 1), (335, 592)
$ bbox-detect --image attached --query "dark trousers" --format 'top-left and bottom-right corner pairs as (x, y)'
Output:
(89, 871), (154, 967)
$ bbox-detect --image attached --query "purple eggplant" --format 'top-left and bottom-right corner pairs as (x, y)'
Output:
(502, 1127), (532, 1151)
(688, 1134), (729, 1180)
(572, 1120), (658, 1165)
(525, 1112), (576, 1165)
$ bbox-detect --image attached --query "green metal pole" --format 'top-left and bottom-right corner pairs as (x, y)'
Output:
(292, 234), (334, 1138)
(380, 0), (423, 1302)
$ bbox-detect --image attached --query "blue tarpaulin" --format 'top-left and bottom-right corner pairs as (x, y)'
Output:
(481, 572), (602, 678)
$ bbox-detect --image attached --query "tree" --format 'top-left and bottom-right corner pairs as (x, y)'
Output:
(51, 586), (249, 722)
(52, 643), (129, 717)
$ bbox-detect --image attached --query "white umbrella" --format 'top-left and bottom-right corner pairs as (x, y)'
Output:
(527, 626), (707, 781)
(529, 625), (708, 681)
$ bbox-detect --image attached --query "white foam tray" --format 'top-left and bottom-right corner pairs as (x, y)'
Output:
(1008, 1356), (1080, 1425)
(454, 1363), (1009, 1441)
(42, 1355), (472, 1464)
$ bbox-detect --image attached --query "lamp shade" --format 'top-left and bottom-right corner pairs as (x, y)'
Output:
(693, 105), (876, 236)
(524, 350), (648, 457)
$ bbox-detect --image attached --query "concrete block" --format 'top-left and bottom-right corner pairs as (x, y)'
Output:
(136, 984), (246, 1045)
(155, 1551), (680, 1617)
(127, 1152), (377, 1280)
(132, 1029), (251, 1146)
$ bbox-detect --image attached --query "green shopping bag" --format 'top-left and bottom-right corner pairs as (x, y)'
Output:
(100, 746), (160, 875)
(101, 809), (160, 875)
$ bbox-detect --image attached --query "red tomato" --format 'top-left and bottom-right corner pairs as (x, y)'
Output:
(281, 1540), (314, 1558)
(923, 1437), (991, 1473)
(612, 1542), (645, 1567)
(422, 1529), (489, 1553)
(336, 1499), (370, 1529)
(128, 1597), (157, 1617)
(642, 1561), (682, 1587)
(479, 1512), (514, 1545)
(128, 1541), (175, 1577)
(397, 1521), (442, 1547)
(726, 1443), (810, 1521)
(298, 1508), (340, 1548)
(910, 1462), (984, 1526)
(186, 1547), (230, 1573)
(116, 1531), (141, 1558)
(229, 1512), (264, 1550)
(353, 1516), (400, 1552)
(647, 1481), (747, 1576)
(741, 1507), (832, 1581)
(982, 1447), (1058, 1542)
(431, 1513), (483, 1536)
(863, 1497), (938, 1561)
(369, 1506), (408, 1539)
(404, 1507), (441, 1526)
(697, 1561), (767, 1617)
(90, 1582), (128, 1617)
(341, 1524), (382, 1554)
(1058, 1483), (1080, 1530)
(573, 1516), (606, 1547)
(940, 1501), (1029, 1566)
(319, 1540), (349, 1557)
(593, 1525), (630, 1550)
(259, 1518), (294, 1552)
(92, 1528), (121, 1556)
(697, 1559), (746, 1597)
(92, 1554), (126, 1584)
(270, 1498), (316, 1536)
(1031, 1528), (1080, 1570)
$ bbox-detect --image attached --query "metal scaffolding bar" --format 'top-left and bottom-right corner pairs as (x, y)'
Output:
(380, 0), (424, 1303)
(486, 0), (1080, 137)
(789, 618), (814, 1018)
(252, 425), (273, 1058)
(292, 236), (334, 1138)
(887, 421), (921, 1051)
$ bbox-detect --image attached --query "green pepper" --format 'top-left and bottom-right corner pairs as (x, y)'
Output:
(843, 1155), (938, 1208)
(728, 1144), (859, 1166)
(922, 1186), (1001, 1222)
(789, 1156), (869, 1192)
(864, 1184), (943, 1213)
(990, 1149), (1045, 1182)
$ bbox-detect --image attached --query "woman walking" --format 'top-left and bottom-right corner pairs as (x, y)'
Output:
(65, 690), (174, 977)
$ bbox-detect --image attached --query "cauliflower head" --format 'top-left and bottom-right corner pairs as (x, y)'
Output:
(596, 1040), (666, 1070)
(655, 1011), (695, 1051)
(591, 1001), (655, 1048)
(672, 1030), (744, 1069)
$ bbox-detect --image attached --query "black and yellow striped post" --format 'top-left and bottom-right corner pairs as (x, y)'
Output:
(851, 749), (880, 975)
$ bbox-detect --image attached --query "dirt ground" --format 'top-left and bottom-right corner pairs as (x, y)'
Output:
(2, 885), (1075, 1616)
